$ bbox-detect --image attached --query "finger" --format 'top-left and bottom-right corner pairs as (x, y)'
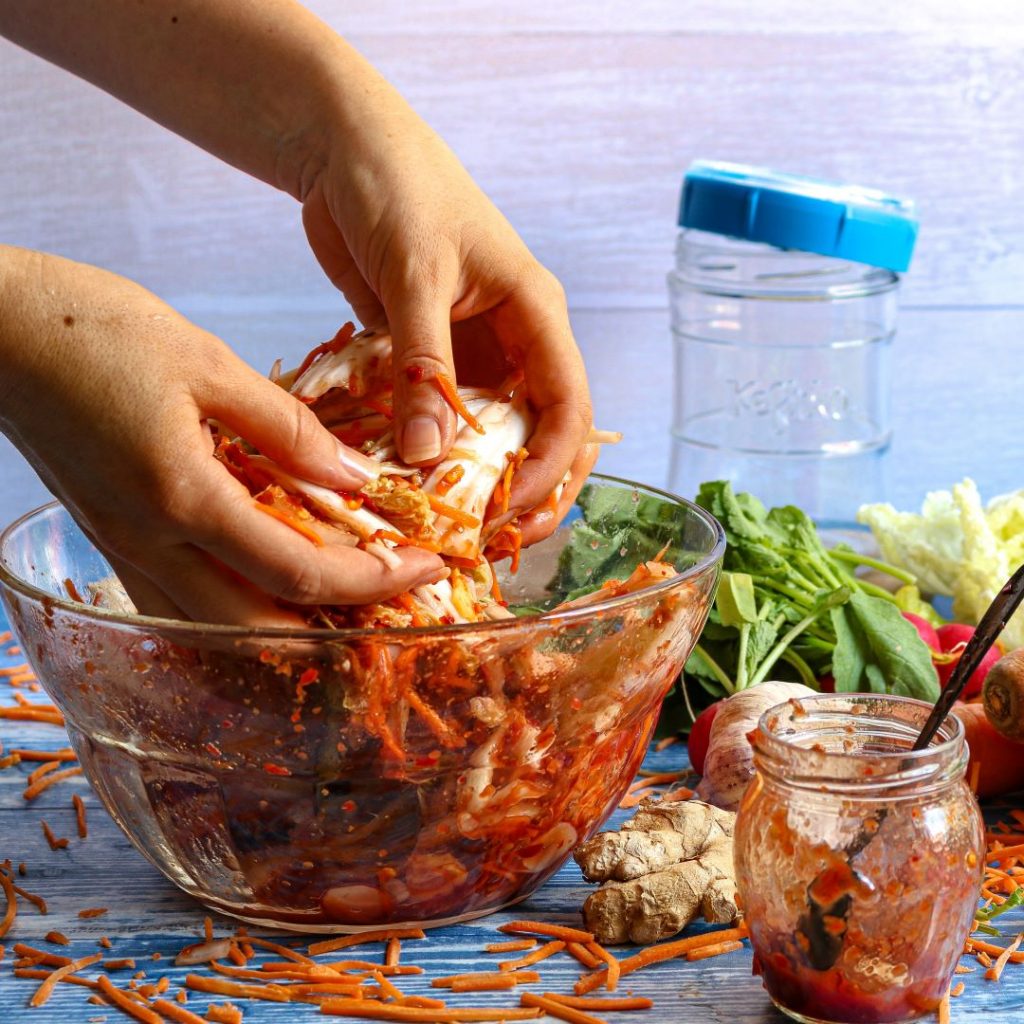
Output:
(190, 463), (446, 607)
(518, 443), (598, 548)
(386, 275), (459, 467)
(494, 282), (593, 511)
(104, 553), (188, 621)
(205, 366), (381, 490)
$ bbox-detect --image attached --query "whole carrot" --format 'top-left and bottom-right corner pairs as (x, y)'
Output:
(953, 701), (1024, 798)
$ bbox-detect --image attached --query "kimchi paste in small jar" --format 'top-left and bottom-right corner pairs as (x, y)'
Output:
(735, 694), (984, 1024)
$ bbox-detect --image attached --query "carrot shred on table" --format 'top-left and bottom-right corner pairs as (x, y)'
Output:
(78, 907), (108, 919)
(0, 753), (20, 769)
(27, 759), (60, 785)
(105, 958), (137, 970)
(543, 995), (653, 1011)
(151, 996), (208, 1023)
(654, 735), (679, 752)
(308, 929), (426, 957)
(318, 1000), (540, 1020)
(384, 937), (401, 967)
(965, 938), (1024, 965)
(433, 971), (540, 989)
(186, 973), (291, 1001)
(499, 940), (565, 971)
(485, 939), (537, 954)
(396, 997), (448, 1010)
(520, 992), (607, 1024)
(499, 920), (595, 944)
(45, 930), (70, 946)
(243, 936), (316, 964)
(951, 981), (966, 997)
(450, 976), (519, 992)
(372, 969), (403, 1001)
(0, 870), (16, 938)
(575, 925), (749, 995)
(685, 939), (744, 961)
(325, 961), (423, 976)
(0, 706), (64, 725)
(12, 942), (68, 965)
(12, 747), (76, 762)
(206, 1003), (244, 1024)
(937, 990), (951, 1024)
(985, 932), (1023, 981)
(0, 661), (28, 675)
(25, 765), (84, 801)
(585, 941), (620, 991)
(40, 820), (69, 850)
(565, 942), (601, 970)
(30, 952), (103, 1007)
(96, 975), (164, 1023)
(15, 967), (98, 989)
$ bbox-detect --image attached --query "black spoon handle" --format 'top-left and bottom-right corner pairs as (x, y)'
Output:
(912, 561), (1024, 752)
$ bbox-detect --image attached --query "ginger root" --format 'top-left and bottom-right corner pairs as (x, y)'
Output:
(573, 798), (739, 945)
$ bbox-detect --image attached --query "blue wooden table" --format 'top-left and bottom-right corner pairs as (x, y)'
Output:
(2, 608), (1023, 1024)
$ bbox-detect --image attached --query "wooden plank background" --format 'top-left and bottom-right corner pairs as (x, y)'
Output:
(1, 0), (1022, 528)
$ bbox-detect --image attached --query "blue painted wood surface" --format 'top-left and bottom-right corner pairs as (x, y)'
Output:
(2, 607), (1023, 1023)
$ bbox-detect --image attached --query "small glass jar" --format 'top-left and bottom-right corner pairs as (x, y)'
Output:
(667, 162), (917, 526)
(735, 694), (984, 1024)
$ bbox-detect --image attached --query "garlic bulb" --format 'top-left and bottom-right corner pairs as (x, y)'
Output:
(695, 682), (816, 811)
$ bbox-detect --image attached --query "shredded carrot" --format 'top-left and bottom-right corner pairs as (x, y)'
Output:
(63, 577), (85, 603)
(585, 941), (620, 991)
(0, 753), (20, 769)
(253, 501), (324, 546)
(45, 930), (70, 946)
(206, 1003), (244, 1024)
(78, 907), (109, 919)
(385, 937), (401, 967)
(654, 735), (679, 752)
(575, 925), (749, 995)
(0, 870), (16, 938)
(433, 971), (540, 990)
(41, 820), (68, 850)
(985, 932), (1023, 981)
(427, 495), (480, 529)
(10, 878), (46, 913)
(29, 951), (103, 1006)
(308, 928), (426, 958)
(294, 322), (355, 379)
(542, 995), (653, 1011)
(685, 939), (744, 961)
(485, 939), (537, 954)
(0, 661), (29, 675)
(185, 973), (291, 1002)
(450, 976), (517, 992)
(499, 940), (565, 971)
(11, 747), (76, 762)
(324, 961), (423, 976)
(27, 759), (60, 786)
(105, 958), (138, 970)
(989, 843), (1024, 864)
(319, 1000), (540, 1021)
(520, 992), (607, 1024)
(243, 936), (316, 964)
(565, 942), (601, 970)
(151, 997), (208, 1023)
(937, 990), (950, 1024)
(965, 938), (1024, 964)
(0, 706), (64, 725)
(499, 921), (595, 944)
(431, 374), (485, 434)
(396, 997), (448, 1010)
(15, 967), (98, 988)
(372, 530), (443, 553)
(951, 981), (965, 997)
(24, 765), (83, 801)
(13, 943), (67, 965)
(433, 465), (465, 497)
(96, 975), (164, 1023)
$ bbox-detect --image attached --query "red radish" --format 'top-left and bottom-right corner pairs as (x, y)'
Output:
(935, 623), (1000, 698)
(687, 702), (722, 776)
(901, 611), (941, 652)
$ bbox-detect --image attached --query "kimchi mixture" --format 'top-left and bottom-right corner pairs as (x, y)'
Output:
(17, 325), (719, 929)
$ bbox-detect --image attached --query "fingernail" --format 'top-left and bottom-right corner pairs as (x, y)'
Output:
(402, 416), (442, 464)
(337, 444), (380, 483)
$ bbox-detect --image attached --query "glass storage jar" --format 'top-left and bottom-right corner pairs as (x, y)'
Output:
(668, 162), (917, 526)
(735, 694), (983, 1024)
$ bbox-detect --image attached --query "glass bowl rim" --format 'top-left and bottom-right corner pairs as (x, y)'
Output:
(0, 473), (726, 643)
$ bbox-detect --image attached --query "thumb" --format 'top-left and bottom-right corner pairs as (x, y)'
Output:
(387, 284), (458, 467)
(207, 365), (379, 490)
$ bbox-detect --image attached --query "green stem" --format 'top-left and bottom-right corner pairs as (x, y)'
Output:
(750, 598), (844, 687)
(748, 575), (815, 608)
(735, 622), (751, 691)
(780, 648), (818, 688)
(828, 547), (917, 585)
(691, 643), (736, 695)
(853, 577), (901, 603)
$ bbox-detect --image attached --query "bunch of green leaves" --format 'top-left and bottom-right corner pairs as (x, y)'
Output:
(688, 481), (940, 704)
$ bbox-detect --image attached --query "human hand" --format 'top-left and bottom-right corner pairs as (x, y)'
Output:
(299, 71), (593, 523)
(0, 248), (445, 625)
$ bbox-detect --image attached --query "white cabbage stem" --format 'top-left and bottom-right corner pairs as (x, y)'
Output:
(696, 681), (816, 811)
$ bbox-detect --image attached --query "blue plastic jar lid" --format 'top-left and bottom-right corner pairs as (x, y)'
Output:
(679, 160), (918, 272)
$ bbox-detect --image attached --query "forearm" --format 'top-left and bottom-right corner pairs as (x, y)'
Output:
(0, 0), (394, 199)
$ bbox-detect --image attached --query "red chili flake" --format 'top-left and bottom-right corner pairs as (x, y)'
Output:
(298, 667), (319, 687)
(570, 697), (582, 711)
(405, 365), (426, 383)
(221, 719), (235, 729)
(341, 799), (356, 813)
(258, 649), (280, 665)
(262, 762), (292, 777)
(205, 743), (222, 757)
